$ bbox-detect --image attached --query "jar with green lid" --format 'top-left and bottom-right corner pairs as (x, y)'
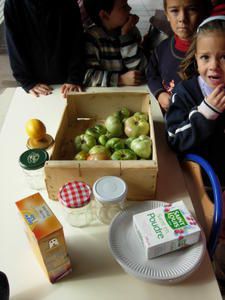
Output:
(93, 176), (127, 225)
(19, 149), (49, 190)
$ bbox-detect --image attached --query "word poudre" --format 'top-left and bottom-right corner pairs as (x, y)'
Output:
(133, 201), (201, 259)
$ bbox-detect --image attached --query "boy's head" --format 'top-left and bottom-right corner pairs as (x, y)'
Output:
(84, 0), (131, 29)
(163, 0), (212, 40)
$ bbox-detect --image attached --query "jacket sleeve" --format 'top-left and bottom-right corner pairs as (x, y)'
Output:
(119, 27), (147, 73)
(83, 33), (119, 87)
(147, 48), (165, 98)
(66, 0), (85, 85)
(4, 0), (36, 92)
(165, 91), (217, 153)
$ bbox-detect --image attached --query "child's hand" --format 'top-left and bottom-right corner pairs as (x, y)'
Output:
(61, 83), (82, 98)
(207, 84), (225, 112)
(158, 92), (171, 112)
(121, 14), (139, 35)
(29, 84), (53, 97)
(118, 70), (145, 86)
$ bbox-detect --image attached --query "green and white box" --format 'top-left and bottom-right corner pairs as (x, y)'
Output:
(133, 201), (201, 259)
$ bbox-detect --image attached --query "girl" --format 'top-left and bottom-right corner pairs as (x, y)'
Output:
(166, 15), (225, 290)
(147, 0), (212, 112)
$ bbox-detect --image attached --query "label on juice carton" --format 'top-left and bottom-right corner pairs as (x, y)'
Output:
(16, 193), (72, 283)
(133, 201), (201, 259)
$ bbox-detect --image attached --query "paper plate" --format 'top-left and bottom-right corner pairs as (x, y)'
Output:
(109, 201), (206, 283)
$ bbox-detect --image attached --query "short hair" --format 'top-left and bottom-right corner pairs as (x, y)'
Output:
(83, 0), (115, 25)
(163, 0), (212, 16)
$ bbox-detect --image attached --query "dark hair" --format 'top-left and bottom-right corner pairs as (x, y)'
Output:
(180, 19), (225, 80)
(83, 0), (115, 25)
(163, 0), (212, 17)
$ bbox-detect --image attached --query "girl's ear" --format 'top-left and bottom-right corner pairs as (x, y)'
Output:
(99, 9), (110, 22)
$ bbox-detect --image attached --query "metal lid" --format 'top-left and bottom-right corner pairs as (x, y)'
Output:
(58, 181), (92, 208)
(19, 149), (49, 170)
(93, 176), (127, 204)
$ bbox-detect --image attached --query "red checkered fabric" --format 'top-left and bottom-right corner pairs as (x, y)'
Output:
(58, 181), (92, 208)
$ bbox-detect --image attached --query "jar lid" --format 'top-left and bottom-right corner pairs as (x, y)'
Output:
(93, 176), (127, 204)
(58, 181), (92, 208)
(19, 149), (49, 170)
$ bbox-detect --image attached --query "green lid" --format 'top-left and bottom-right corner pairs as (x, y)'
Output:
(19, 149), (49, 170)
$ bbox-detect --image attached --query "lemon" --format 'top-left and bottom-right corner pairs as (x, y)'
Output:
(25, 119), (46, 140)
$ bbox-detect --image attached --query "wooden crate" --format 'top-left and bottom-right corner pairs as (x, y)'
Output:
(44, 91), (158, 200)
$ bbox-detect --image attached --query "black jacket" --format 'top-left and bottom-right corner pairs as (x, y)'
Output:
(4, 0), (85, 92)
(166, 76), (225, 185)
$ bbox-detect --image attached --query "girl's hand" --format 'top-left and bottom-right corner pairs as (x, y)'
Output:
(121, 14), (139, 35)
(207, 84), (225, 112)
(61, 83), (82, 98)
(118, 70), (145, 86)
(158, 92), (171, 112)
(29, 84), (53, 97)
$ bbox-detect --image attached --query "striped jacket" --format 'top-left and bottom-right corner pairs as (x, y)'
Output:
(83, 24), (147, 87)
(165, 76), (225, 185)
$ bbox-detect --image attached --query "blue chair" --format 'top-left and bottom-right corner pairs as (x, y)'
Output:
(183, 154), (223, 258)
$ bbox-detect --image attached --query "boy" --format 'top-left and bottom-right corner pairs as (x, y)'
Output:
(83, 0), (147, 87)
(147, 0), (211, 112)
(4, 0), (85, 98)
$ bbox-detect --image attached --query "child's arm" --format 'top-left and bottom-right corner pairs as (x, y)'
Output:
(119, 20), (147, 74)
(166, 87), (217, 153)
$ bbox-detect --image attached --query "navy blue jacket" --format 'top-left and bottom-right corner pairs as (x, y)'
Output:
(147, 36), (185, 99)
(166, 76), (225, 185)
(4, 0), (85, 92)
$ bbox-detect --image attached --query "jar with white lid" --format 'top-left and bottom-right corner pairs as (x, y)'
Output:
(19, 148), (49, 190)
(58, 181), (93, 227)
(93, 176), (127, 225)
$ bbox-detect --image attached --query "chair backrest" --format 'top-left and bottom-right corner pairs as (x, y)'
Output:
(182, 154), (223, 258)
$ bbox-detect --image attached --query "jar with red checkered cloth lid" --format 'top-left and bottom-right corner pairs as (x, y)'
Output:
(58, 181), (93, 227)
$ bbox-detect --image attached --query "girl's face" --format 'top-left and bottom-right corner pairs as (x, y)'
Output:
(165, 0), (203, 40)
(195, 32), (225, 88)
(105, 0), (131, 29)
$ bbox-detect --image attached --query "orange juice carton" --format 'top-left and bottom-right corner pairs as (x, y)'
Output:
(15, 193), (72, 283)
(133, 201), (201, 259)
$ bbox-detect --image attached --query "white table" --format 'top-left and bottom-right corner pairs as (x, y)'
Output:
(0, 87), (222, 300)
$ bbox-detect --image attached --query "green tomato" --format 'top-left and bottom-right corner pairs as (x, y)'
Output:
(95, 124), (107, 135)
(105, 115), (123, 137)
(106, 138), (125, 151)
(125, 137), (136, 149)
(130, 135), (152, 159)
(85, 127), (100, 139)
(133, 112), (149, 121)
(111, 149), (137, 160)
(74, 134), (96, 153)
(124, 116), (149, 138)
(120, 107), (131, 118)
(74, 151), (88, 160)
(98, 134), (109, 146)
(89, 145), (111, 158)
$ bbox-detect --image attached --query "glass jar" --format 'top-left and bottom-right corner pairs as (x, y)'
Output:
(58, 181), (93, 227)
(93, 176), (127, 225)
(19, 149), (49, 190)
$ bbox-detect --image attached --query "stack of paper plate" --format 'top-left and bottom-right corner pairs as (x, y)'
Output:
(109, 201), (206, 283)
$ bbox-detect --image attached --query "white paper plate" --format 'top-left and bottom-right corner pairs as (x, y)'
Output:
(109, 201), (206, 283)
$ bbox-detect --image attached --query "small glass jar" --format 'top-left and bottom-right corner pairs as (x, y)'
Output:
(58, 181), (93, 227)
(19, 149), (49, 190)
(93, 176), (127, 225)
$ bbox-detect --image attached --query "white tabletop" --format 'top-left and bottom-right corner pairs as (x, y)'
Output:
(0, 87), (222, 300)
